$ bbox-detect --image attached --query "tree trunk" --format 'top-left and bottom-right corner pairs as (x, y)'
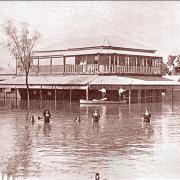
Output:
(25, 72), (30, 109)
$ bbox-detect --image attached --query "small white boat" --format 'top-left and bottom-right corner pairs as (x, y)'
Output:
(92, 97), (108, 101)
(80, 98), (127, 104)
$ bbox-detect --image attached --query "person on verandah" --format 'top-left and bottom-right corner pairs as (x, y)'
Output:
(118, 88), (126, 101)
(98, 88), (107, 100)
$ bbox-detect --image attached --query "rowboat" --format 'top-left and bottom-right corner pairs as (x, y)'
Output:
(80, 98), (127, 104)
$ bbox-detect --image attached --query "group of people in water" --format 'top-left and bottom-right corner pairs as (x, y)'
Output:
(30, 108), (102, 125)
(74, 109), (101, 122)
(29, 108), (151, 180)
(29, 109), (51, 125)
(75, 108), (151, 124)
(29, 87), (151, 125)
(30, 107), (151, 126)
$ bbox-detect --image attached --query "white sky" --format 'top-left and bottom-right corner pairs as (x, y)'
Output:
(0, 1), (180, 68)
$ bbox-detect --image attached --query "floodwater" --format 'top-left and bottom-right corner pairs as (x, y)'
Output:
(0, 98), (180, 180)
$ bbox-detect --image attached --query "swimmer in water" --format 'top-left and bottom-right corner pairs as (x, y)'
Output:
(29, 116), (36, 125)
(43, 109), (51, 123)
(74, 115), (81, 122)
(143, 108), (151, 124)
(92, 109), (100, 122)
(95, 172), (100, 180)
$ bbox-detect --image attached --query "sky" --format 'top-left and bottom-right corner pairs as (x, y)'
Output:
(0, 1), (180, 68)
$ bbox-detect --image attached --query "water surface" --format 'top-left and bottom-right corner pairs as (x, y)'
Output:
(0, 98), (179, 180)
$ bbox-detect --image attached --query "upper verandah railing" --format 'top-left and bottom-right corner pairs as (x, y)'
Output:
(17, 64), (161, 75)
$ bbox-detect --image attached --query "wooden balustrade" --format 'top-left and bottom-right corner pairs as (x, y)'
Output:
(18, 64), (161, 75)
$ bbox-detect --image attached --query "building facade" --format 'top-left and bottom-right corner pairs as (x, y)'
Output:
(1, 45), (179, 104)
(17, 46), (163, 76)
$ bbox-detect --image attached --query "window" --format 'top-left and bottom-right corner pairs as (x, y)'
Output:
(129, 56), (136, 66)
(87, 55), (96, 64)
(52, 57), (64, 65)
(119, 55), (125, 66)
(140, 57), (145, 66)
(146, 57), (152, 67)
(39, 58), (51, 65)
(137, 57), (141, 66)
(66, 57), (75, 65)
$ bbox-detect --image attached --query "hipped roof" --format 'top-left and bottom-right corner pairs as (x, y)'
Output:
(34, 46), (161, 59)
(89, 76), (177, 86)
(0, 75), (179, 87)
(0, 75), (97, 86)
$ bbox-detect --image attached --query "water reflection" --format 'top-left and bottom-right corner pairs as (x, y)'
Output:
(1, 117), (36, 179)
(141, 123), (154, 139)
(43, 124), (52, 136)
(92, 122), (100, 133)
(1, 173), (18, 180)
(0, 99), (180, 179)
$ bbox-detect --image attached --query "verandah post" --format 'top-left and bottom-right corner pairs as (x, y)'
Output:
(128, 84), (132, 114)
(50, 57), (52, 74)
(40, 85), (42, 108)
(145, 87), (147, 103)
(4, 88), (6, 105)
(70, 88), (72, 104)
(37, 57), (39, 74)
(55, 86), (57, 110)
(40, 85), (42, 101)
(172, 85), (174, 111)
(15, 87), (17, 108)
(86, 85), (89, 100)
(63, 56), (66, 74)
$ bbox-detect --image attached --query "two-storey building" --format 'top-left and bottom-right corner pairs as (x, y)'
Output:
(0, 45), (179, 103)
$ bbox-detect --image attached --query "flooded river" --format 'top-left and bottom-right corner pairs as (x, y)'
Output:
(0, 98), (180, 180)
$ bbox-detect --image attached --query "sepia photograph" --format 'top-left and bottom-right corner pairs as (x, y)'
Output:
(0, 1), (180, 180)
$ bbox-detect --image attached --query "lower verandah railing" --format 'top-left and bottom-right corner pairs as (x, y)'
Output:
(18, 64), (161, 75)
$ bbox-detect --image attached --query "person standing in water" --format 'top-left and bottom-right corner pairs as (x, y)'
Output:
(143, 108), (151, 123)
(29, 116), (36, 125)
(95, 172), (100, 180)
(43, 109), (51, 123)
(92, 109), (100, 122)
(74, 115), (81, 122)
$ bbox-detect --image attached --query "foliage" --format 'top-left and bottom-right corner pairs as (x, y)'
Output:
(161, 63), (170, 75)
(167, 55), (176, 67)
(4, 21), (40, 74)
(3, 20), (40, 106)
(161, 60), (169, 75)
(167, 55), (180, 75)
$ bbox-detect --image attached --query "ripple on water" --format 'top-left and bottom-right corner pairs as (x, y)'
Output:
(0, 100), (180, 179)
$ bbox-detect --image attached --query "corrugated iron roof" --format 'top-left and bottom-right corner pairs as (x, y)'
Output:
(164, 75), (180, 82)
(0, 75), (15, 81)
(89, 75), (180, 86)
(37, 36), (155, 53)
(0, 75), (179, 87)
(0, 75), (98, 85)
(36, 46), (156, 54)
(128, 76), (172, 81)
(34, 48), (161, 58)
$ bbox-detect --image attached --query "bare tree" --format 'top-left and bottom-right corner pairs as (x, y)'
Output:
(3, 20), (40, 108)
